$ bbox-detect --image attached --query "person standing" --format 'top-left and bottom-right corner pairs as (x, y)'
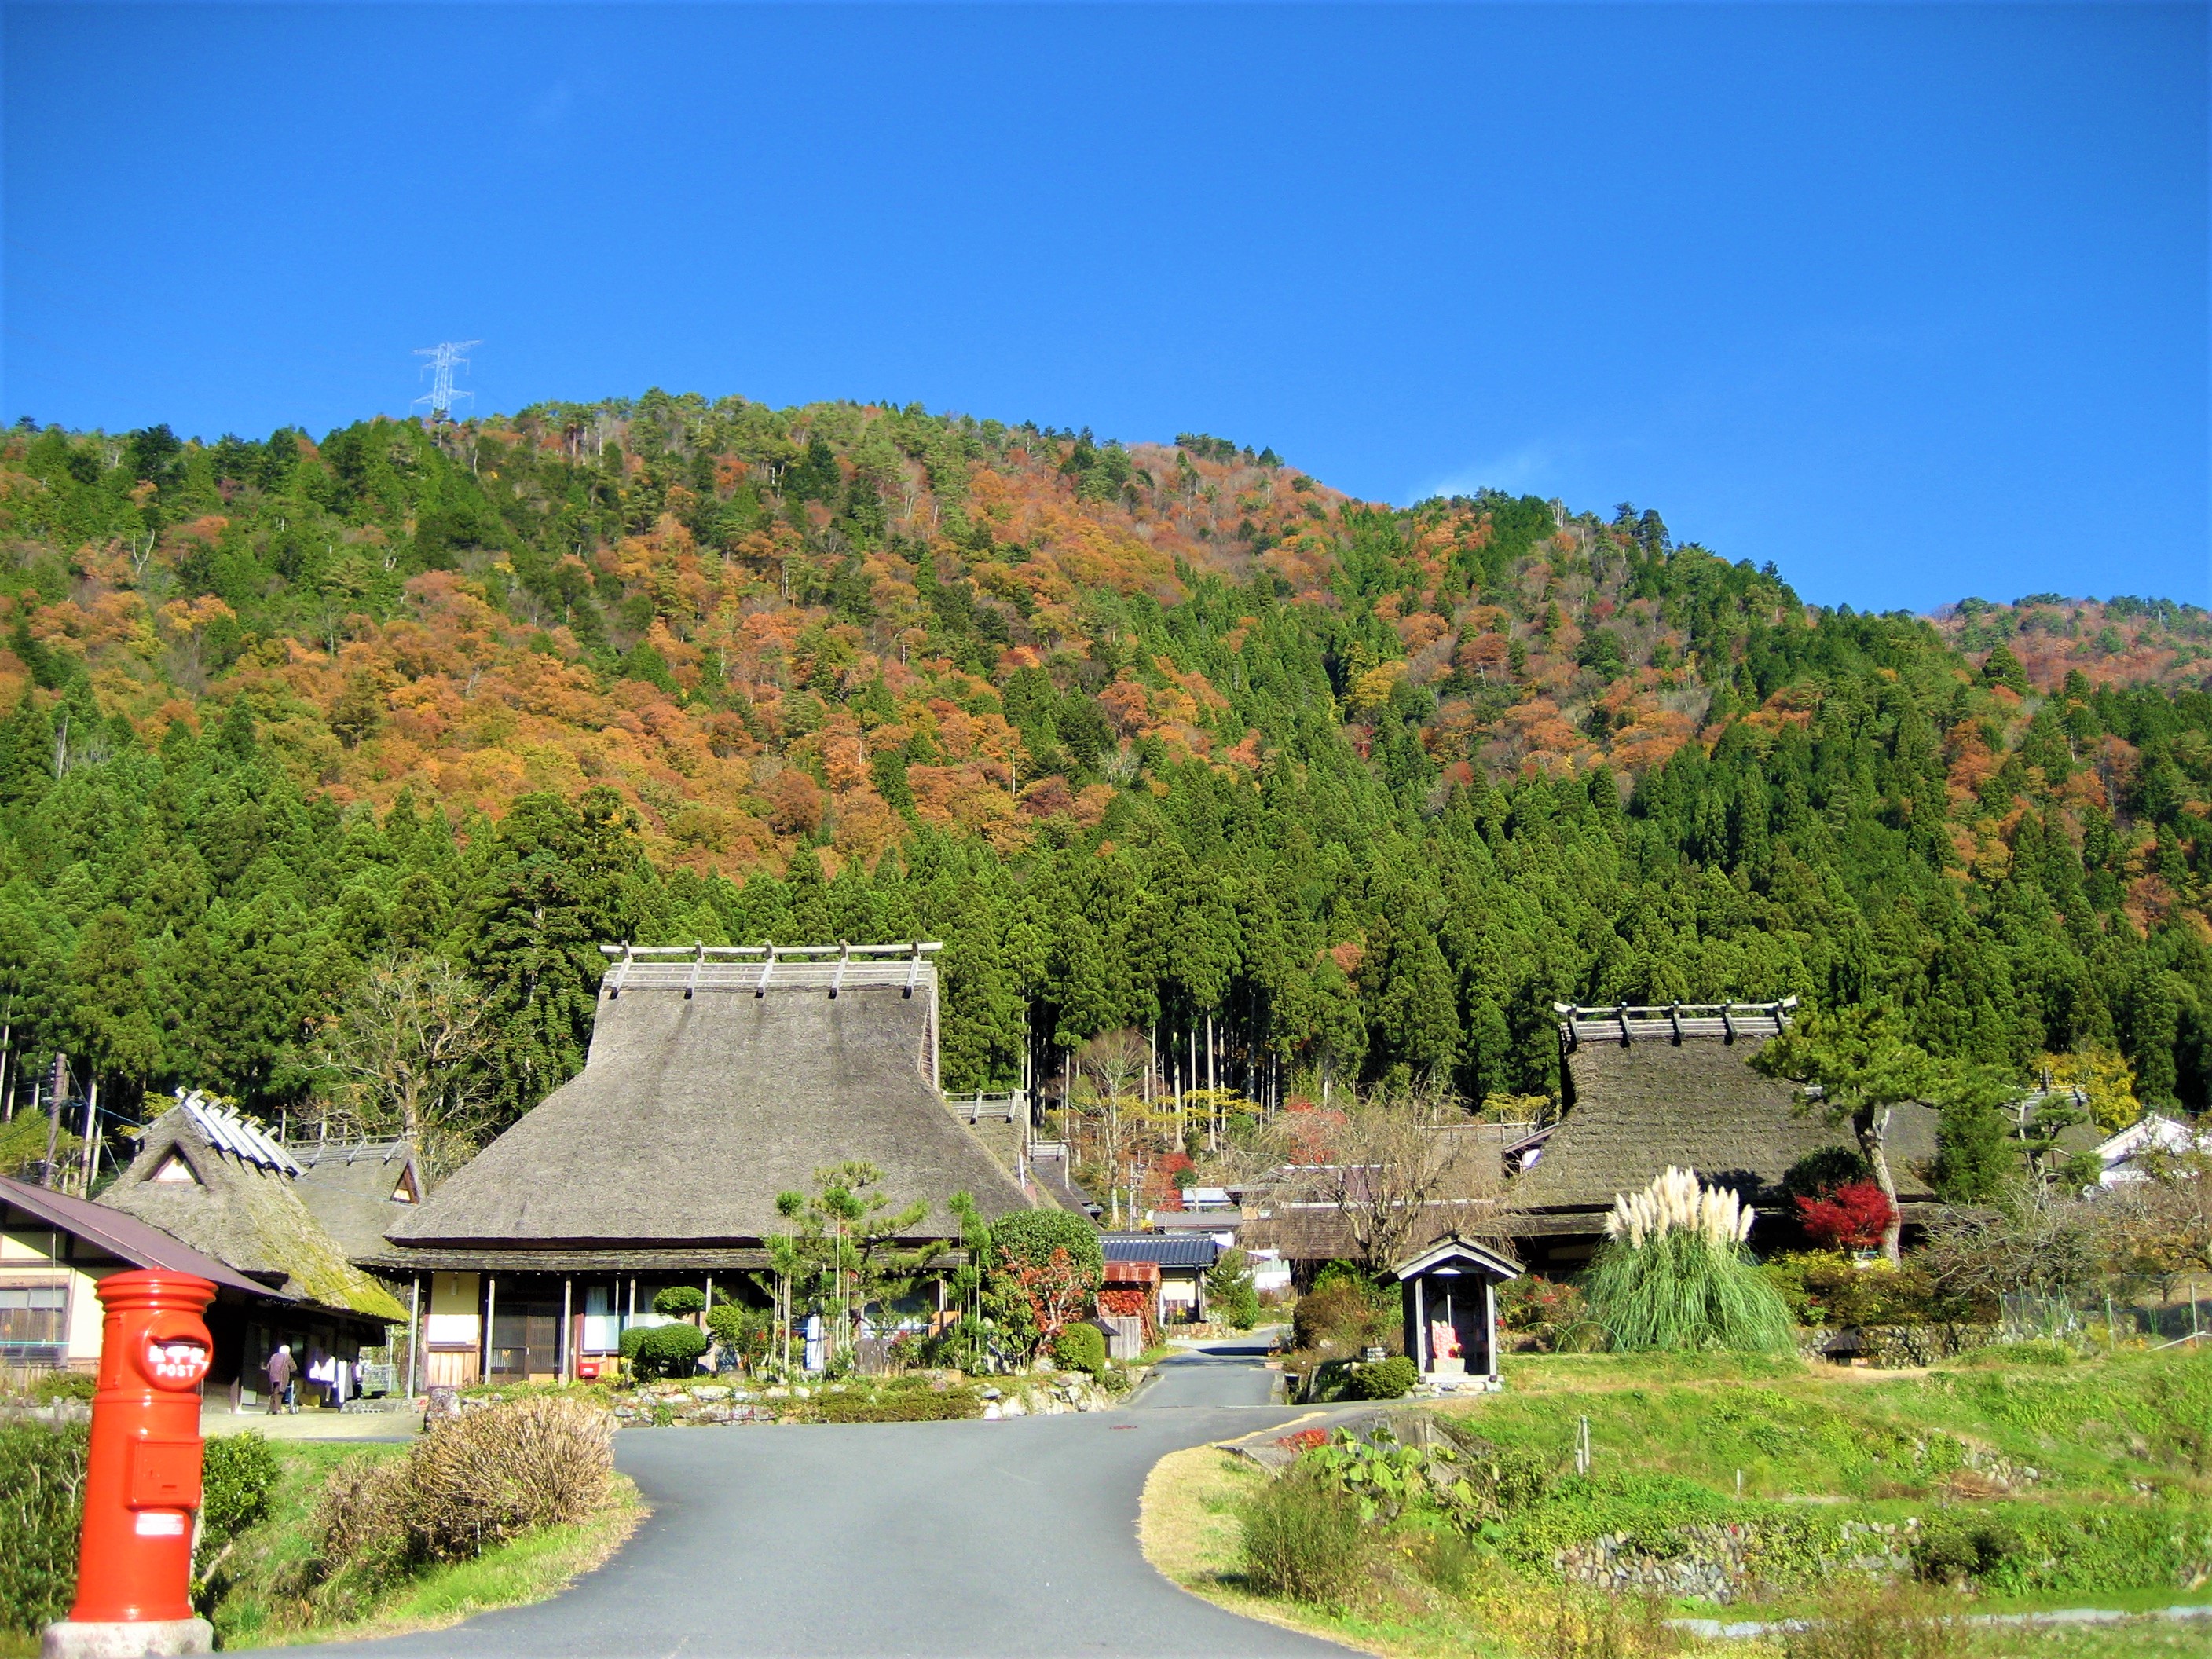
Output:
(264, 1342), (297, 1413)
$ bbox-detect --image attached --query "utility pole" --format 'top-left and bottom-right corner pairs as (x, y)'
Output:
(412, 341), (481, 424)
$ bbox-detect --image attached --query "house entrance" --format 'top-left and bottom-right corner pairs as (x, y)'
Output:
(489, 1298), (562, 1381)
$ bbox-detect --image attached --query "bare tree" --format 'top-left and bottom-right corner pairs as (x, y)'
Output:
(2104, 1144), (2212, 1298)
(314, 954), (494, 1174)
(1069, 1028), (1151, 1224)
(1921, 1179), (2114, 1315)
(1287, 1086), (1503, 1272)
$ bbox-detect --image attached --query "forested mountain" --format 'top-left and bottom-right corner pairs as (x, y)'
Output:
(0, 393), (2207, 1166)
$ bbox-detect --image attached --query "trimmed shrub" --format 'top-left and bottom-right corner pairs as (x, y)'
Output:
(1053, 1324), (1108, 1377)
(652, 1286), (706, 1317)
(200, 1432), (279, 1550)
(0, 1419), (86, 1635)
(310, 1451), (412, 1606)
(811, 1386), (980, 1423)
(1345, 1356), (1418, 1400)
(989, 1210), (1104, 1276)
(632, 1323), (708, 1379)
(1238, 1466), (1368, 1606)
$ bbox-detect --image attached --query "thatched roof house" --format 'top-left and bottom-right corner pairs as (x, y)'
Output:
(286, 1137), (430, 1262)
(97, 1097), (407, 1327)
(374, 944), (1042, 1386)
(1504, 1002), (1939, 1270)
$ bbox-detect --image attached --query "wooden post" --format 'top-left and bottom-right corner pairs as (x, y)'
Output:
(482, 1276), (496, 1384)
(561, 1277), (573, 1382)
(405, 1274), (421, 1399)
(1412, 1276), (1427, 1373)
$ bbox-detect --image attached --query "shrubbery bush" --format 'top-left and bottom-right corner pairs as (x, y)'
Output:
(1345, 1356), (1418, 1400)
(651, 1286), (706, 1317)
(1239, 1467), (1368, 1606)
(990, 1210), (1104, 1275)
(0, 1419), (86, 1635)
(1052, 1324), (1107, 1377)
(1291, 1268), (1396, 1355)
(705, 1303), (770, 1364)
(315, 1394), (616, 1592)
(27, 1372), (93, 1405)
(632, 1323), (708, 1379)
(811, 1387), (979, 1423)
(200, 1432), (279, 1551)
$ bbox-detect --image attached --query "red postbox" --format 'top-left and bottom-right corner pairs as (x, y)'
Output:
(64, 1270), (215, 1629)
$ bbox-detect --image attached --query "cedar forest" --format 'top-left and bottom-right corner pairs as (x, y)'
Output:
(0, 392), (2208, 1181)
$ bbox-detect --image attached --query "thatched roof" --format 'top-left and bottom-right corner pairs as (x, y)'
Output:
(285, 1137), (430, 1262)
(1507, 1020), (1939, 1221)
(97, 1104), (407, 1322)
(386, 974), (1034, 1253)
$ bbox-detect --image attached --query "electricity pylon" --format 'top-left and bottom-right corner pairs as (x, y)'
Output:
(412, 341), (480, 422)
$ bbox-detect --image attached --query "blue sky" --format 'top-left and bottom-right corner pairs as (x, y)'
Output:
(4, 3), (2205, 612)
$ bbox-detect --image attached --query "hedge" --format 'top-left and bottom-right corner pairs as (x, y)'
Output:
(0, 1419), (86, 1635)
(989, 1210), (1104, 1276)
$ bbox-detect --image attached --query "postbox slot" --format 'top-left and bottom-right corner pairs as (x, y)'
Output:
(127, 1440), (203, 1510)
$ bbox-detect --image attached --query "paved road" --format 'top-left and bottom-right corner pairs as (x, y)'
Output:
(289, 1339), (1346, 1658)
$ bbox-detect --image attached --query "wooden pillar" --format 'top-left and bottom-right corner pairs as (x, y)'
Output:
(482, 1275), (496, 1383)
(1483, 1277), (1498, 1380)
(1412, 1276), (1427, 1372)
(405, 1274), (421, 1399)
(561, 1277), (573, 1383)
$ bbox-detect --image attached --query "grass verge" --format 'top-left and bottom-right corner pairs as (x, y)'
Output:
(209, 1441), (643, 1649)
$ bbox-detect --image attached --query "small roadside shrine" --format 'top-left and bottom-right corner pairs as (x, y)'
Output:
(1392, 1236), (1522, 1393)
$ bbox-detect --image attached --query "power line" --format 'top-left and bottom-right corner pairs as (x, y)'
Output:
(412, 340), (480, 422)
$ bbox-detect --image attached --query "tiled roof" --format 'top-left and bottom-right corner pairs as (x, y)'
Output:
(1100, 1232), (1219, 1268)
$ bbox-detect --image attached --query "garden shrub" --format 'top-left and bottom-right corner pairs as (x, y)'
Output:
(1238, 1465), (1368, 1606)
(1052, 1324), (1107, 1378)
(310, 1451), (413, 1606)
(705, 1303), (770, 1364)
(398, 1395), (615, 1563)
(1345, 1356), (1418, 1400)
(313, 1395), (616, 1598)
(1499, 1275), (1594, 1351)
(811, 1386), (979, 1423)
(200, 1433), (280, 1551)
(1762, 1253), (1984, 1329)
(27, 1372), (94, 1405)
(988, 1210), (1104, 1275)
(1291, 1273), (1396, 1355)
(632, 1323), (708, 1379)
(651, 1286), (706, 1317)
(0, 1419), (86, 1635)
(618, 1324), (649, 1363)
